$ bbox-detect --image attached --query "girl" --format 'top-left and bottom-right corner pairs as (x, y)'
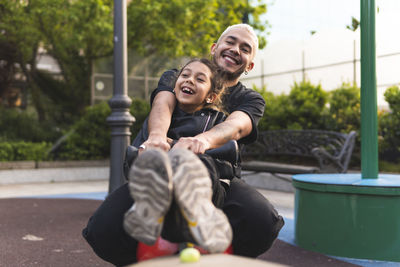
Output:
(125, 58), (234, 253)
(83, 59), (235, 265)
(131, 58), (227, 147)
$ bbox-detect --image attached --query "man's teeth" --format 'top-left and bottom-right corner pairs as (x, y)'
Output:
(223, 55), (237, 64)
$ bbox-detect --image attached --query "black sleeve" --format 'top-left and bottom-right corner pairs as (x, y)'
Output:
(238, 92), (265, 144)
(226, 86), (265, 145)
(150, 69), (178, 106)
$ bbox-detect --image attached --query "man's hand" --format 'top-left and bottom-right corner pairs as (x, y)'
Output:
(173, 136), (210, 154)
(195, 111), (252, 149)
(173, 111), (252, 154)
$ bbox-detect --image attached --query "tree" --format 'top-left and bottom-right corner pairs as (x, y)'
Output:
(0, 0), (41, 111)
(127, 0), (267, 58)
(1, 0), (268, 127)
(0, 40), (18, 105)
(0, 0), (114, 123)
(30, 0), (114, 123)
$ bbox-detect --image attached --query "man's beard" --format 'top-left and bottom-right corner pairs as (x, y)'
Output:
(213, 56), (247, 82)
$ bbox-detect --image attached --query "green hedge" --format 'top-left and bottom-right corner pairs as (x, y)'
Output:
(0, 107), (59, 142)
(256, 82), (400, 167)
(379, 86), (400, 162)
(0, 141), (51, 161)
(55, 98), (150, 160)
(2, 82), (400, 166)
(259, 81), (329, 131)
(258, 82), (361, 133)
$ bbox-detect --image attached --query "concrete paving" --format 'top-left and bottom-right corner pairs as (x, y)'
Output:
(0, 180), (108, 198)
(1, 166), (399, 266)
(0, 166), (109, 185)
(0, 167), (295, 220)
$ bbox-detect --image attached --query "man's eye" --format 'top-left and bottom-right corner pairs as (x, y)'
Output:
(226, 40), (234, 45)
(241, 48), (249, 53)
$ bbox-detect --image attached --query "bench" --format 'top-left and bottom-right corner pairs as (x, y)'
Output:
(241, 130), (357, 174)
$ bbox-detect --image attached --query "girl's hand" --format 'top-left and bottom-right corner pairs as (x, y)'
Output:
(140, 135), (171, 153)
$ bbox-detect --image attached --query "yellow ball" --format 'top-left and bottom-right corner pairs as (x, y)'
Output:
(179, 247), (201, 263)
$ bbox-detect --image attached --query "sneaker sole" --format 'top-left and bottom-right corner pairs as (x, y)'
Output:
(169, 148), (232, 253)
(124, 149), (173, 245)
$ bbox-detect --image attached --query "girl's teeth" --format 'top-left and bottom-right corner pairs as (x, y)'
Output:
(182, 87), (193, 94)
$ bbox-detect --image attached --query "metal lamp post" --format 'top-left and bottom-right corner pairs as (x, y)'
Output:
(107, 0), (135, 193)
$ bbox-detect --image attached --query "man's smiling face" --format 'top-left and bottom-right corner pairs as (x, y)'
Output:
(210, 27), (257, 82)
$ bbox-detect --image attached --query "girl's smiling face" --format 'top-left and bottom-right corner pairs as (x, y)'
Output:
(174, 61), (216, 113)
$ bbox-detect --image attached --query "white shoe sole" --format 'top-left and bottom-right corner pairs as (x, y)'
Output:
(123, 149), (173, 245)
(169, 148), (232, 253)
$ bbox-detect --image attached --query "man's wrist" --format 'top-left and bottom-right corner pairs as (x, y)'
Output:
(148, 133), (167, 141)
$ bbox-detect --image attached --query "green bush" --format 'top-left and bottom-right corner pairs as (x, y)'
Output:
(325, 83), (362, 165)
(258, 91), (291, 131)
(379, 86), (400, 161)
(325, 83), (360, 133)
(257, 81), (328, 131)
(287, 81), (328, 129)
(56, 102), (112, 160)
(0, 143), (14, 161)
(56, 99), (150, 160)
(0, 141), (51, 161)
(255, 82), (400, 167)
(0, 107), (60, 142)
(130, 98), (151, 138)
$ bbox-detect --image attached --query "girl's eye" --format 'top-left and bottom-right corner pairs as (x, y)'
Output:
(181, 73), (189, 78)
(197, 78), (205, 82)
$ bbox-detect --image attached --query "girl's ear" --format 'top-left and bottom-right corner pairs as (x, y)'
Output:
(206, 93), (217, 104)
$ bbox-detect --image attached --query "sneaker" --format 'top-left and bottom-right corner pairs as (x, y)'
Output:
(168, 148), (232, 253)
(123, 148), (173, 245)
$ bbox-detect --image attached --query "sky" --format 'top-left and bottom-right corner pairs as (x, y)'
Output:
(264, 0), (399, 43)
(243, 0), (400, 108)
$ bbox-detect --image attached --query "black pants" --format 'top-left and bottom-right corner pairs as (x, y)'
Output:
(82, 155), (284, 266)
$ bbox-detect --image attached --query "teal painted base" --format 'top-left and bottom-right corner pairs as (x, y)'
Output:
(292, 174), (400, 262)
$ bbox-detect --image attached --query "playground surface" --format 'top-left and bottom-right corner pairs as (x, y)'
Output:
(0, 167), (398, 266)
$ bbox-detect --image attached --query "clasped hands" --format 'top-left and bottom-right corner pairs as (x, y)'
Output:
(139, 135), (209, 155)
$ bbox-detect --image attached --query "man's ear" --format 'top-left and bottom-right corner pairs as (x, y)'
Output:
(210, 43), (217, 56)
(246, 62), (255, 73)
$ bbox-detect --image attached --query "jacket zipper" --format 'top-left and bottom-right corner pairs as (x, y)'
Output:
(202, 113), (211, 133)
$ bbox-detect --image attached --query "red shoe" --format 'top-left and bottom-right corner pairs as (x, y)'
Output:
(136, 237), (179, 262)
(224, 244), (233, 254)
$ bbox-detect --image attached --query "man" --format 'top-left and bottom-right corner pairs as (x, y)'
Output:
(142, 23), (284, 256)
(83, 24), (284, 266)
(144, 24), (261, 153)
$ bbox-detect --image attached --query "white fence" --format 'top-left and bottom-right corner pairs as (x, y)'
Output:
(241, 30), (400, 109)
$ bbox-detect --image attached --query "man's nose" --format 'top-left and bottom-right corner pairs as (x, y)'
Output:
(229, 44), (240, 55)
